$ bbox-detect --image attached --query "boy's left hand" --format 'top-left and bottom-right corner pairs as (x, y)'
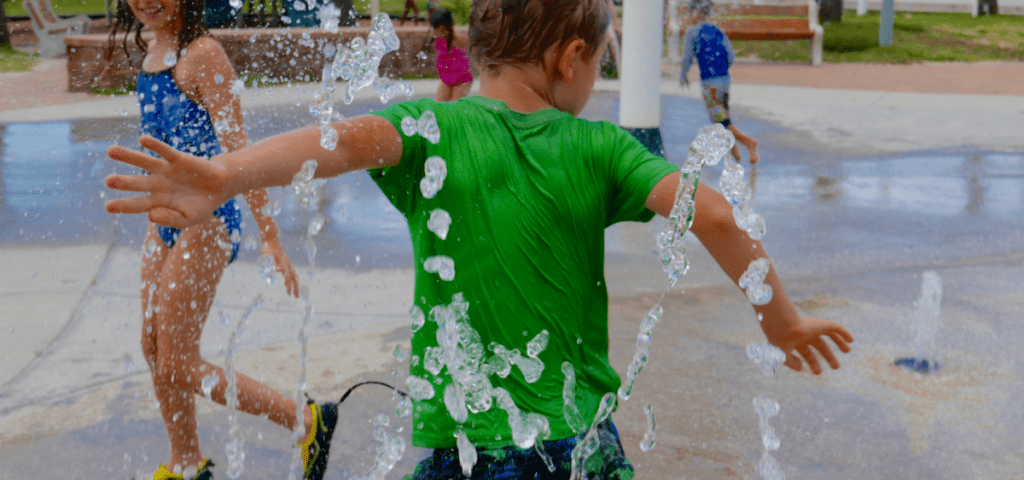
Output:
(772, 317), (854, 375)
(104, 135), (231, 229)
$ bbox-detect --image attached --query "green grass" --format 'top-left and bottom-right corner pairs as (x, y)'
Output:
(0, 43), (37, 72)
(4, 0), (109, 16)
(4, 0), (472, 21)
(350, 0), (471, 24)
(731, 10), (1024, 63)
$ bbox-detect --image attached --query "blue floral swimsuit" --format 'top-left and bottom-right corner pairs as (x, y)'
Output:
(137, 68), (242, 263)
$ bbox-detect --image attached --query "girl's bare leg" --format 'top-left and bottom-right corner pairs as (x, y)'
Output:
(141, 219), (308, 471)
(436, 82), (453, 102)
(450, 82), (472, 101)
(727, 124), (759, 164)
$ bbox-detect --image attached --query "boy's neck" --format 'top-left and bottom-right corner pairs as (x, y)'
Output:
(476, 64), (558, 115)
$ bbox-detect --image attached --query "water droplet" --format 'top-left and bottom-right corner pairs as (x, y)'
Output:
(163, 51), (177, 67)
(640, 404), (657, 451)
(392, 344), (408, 361)
(396, 396), (412, 417)
(400, 116), (417, 136)
(746, 342), (786, 377)
(526, 330), (548, 358)
(739, 258), (773, 305)
(404, 375), (435, 400)
(257, 254), (276, 285)
(416, 110), (441, 144)
(456, 430), (477, 476)
(427, 209), (452, 239)
(201, 374), (219, 399)
(423, 255), (454, 281)
(307, 214), (326, 236)
(419, 156), (447, 198)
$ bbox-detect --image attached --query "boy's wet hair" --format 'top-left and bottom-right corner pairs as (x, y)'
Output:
(106, 0), (209, 61)
(469, 0), (610, 70)
(689, 0), (715, 18)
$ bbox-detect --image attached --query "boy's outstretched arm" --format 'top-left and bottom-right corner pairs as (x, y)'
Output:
(645, 172), (854, 374)
(104, 116), (403, 229)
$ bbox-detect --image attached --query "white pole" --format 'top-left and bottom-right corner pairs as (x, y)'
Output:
(857, 0), (867, 16)
(619, 0), (665, 132)
(371, 0), (380, 19)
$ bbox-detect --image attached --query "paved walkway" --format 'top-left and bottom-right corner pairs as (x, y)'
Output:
(3, 57), (1024, 114)
(2, 54), (1024, 479)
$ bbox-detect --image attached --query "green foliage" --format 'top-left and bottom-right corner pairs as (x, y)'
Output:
(441, 0), (471, 25)
(91, 84), (136, 96)
(0, 43), (37, 72)
(731, 10), (1024, 64)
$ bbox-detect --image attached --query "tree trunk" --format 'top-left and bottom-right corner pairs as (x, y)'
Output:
(0, 0), (12, 47)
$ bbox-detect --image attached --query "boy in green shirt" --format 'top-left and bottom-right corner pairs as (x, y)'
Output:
(103, 0), (853, 477)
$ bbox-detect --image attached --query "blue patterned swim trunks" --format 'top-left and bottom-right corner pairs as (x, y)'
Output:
(403, 419), (634, 480)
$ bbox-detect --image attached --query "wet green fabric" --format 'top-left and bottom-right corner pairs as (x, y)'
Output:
(370, 96), (677, 448)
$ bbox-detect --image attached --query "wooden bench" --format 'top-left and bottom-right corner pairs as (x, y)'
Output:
(64, 25), (464, 92)
(668, 0), (824, 66)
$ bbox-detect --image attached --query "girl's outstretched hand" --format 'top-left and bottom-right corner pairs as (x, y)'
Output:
(104, 135), (230, 229)
(262, 237), (300, 298)
(771, 317), (854, 375)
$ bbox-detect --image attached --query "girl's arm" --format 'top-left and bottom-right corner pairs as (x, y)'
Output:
(724, 33), (736, 66)
(679, 26), (697, 85)
(645, 172), (854, 374)
(104, 115), (403, 230)
(178, 37), (300, 297)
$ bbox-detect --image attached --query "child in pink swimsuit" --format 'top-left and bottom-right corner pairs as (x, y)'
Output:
(431, 7), (473, 101)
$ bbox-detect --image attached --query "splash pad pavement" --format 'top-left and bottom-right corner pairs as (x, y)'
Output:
(1, 67), (1024, 478)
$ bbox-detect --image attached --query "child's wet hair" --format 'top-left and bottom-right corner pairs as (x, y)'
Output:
(106, 0), (209, 61)
(469, 0), (610, 70)
(689, 0), (715, 18)
(431, 7), (456, 51)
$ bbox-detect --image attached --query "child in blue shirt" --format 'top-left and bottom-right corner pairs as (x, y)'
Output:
(680, 0), (760, 164)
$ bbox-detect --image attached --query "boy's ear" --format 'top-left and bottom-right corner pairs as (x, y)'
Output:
(555, 38), (587, 83)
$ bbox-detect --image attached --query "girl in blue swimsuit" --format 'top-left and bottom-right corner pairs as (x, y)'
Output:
(107, 1), (338, 478)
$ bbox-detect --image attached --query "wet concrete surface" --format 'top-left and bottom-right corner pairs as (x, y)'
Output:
(1, 92), (1023, 479)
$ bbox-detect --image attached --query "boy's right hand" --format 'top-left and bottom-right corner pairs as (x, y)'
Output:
(104, 135), (231, 230)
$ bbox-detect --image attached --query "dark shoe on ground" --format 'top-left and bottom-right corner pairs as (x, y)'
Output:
(301, 400), (339, 480)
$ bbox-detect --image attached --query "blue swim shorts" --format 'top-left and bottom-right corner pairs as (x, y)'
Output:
(701, 75), (732, 129)
(157, 198), (241, 264)
(403, 419), (634, 480)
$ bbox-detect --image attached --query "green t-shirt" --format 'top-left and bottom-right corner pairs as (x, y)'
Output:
(370, 96), (678, 448)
